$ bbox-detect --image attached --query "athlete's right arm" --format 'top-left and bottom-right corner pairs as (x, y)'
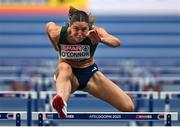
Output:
(45, 22), (62, 51)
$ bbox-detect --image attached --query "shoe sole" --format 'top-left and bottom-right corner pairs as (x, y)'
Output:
(52, 95), (66, 119)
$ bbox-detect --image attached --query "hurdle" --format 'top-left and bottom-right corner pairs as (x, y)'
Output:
(0, 111), (178, 126)
(0, 91), (159, 112)
(1, 91), (180, 112)
(0, 91), (173, 112)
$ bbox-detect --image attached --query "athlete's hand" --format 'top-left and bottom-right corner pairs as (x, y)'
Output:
(86, 30), (101, 45)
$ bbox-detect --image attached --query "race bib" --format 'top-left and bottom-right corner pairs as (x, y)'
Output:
(60, 44), (90, 60)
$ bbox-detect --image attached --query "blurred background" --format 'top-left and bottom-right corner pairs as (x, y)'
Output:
(0, 0), (180, 126)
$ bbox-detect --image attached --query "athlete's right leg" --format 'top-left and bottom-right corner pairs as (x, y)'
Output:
(54, 62), (79, 101)
(52, 62), (79, 118)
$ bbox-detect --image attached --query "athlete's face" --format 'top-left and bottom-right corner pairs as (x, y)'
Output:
(69, 22), (89, 43)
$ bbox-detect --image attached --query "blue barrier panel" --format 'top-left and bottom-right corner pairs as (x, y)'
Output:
(0, 111), (178, 126)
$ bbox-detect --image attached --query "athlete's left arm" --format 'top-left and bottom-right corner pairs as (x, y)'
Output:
(96, 27), (121, 47)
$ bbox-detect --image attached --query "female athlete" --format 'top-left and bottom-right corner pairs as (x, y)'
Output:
(45, 6), (134, 119)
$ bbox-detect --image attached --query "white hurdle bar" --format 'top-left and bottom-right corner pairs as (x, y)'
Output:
(0, 111), (178, 126)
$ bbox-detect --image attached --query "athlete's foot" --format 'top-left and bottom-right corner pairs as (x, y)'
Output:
(52, 95), (67, 119)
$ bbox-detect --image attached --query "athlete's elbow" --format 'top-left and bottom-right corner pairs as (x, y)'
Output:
(112, 39), (121, 48)
(45, 22), (55, 32)
(116, 39), (121, 47)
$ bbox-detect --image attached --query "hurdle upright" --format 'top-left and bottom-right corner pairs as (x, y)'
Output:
(0, 111), (178, 126)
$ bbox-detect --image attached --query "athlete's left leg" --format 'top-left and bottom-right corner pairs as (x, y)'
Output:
(84, 71), (134, 112)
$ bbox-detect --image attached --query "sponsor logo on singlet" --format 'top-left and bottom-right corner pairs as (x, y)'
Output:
(61, 44), (90, 59)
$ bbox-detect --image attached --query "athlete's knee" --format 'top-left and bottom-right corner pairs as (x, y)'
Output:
(121, 99), (135, 112)
(59, 62), (72, 71)
(56, 62), (72, 78)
